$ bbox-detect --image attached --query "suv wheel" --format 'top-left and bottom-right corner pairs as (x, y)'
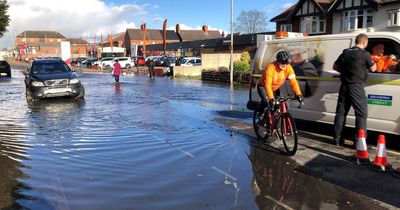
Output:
(26, 89), (36, 103)
(77, 86), (85, 98)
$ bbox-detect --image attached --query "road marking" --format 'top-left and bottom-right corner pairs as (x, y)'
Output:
(211, 166), (238, 181)
(153, 135), (195, 158)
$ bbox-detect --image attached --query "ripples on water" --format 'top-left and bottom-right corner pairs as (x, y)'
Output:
(0, 73), (257, 210)
(0, 72), (390, 210)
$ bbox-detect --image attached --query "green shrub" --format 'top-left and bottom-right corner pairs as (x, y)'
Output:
(233, 52), (251, 74)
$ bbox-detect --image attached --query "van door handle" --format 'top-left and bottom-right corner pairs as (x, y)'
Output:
(332, 75), (340, 78)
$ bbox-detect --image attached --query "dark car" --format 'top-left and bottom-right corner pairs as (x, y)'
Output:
(0, 60), (11, 77)
(24, 58), (85, 102)
(82, 57), (99, 68)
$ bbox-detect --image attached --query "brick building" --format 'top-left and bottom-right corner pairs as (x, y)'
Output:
(16, 30), (66, 58)
(66, 38), (90, 57)
(124, 24), (222, 56)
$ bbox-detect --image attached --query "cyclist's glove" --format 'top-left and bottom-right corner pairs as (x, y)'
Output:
(268, 99), (276, 109)
(295, 95), (304, 103)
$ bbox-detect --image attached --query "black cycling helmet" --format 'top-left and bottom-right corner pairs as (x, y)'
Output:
(276, 50), (291, 63)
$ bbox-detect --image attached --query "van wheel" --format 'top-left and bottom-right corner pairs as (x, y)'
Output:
(26, 89), (36, 103)
(77, 86), (85, 98)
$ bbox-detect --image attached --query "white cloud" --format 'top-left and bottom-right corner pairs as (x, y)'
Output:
(0, 0), (152, 48)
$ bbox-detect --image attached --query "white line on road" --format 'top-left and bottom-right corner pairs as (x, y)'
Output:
(263, 195), (295, 210)
(211, 166), (238, 181)
(153, 135), (195, 158)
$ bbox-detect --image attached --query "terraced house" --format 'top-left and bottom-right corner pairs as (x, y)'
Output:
(271, 0), (400, 35)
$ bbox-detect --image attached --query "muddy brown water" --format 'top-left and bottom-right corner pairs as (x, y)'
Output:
(0, 70), (391, 210)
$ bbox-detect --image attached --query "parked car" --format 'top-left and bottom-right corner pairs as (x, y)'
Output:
(71, 57), (87, 66)
(82, 57), (99, 68)
(180, 57), (202, 66)
(114, 57), (134, 69)
(99, 57), (114, 70)
(24, 58), (85, 102)
(0, 60), (11, 77)
(132, 56), (146, 66)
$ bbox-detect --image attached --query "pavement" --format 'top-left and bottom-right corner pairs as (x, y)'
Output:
(214, 110), (400, 209)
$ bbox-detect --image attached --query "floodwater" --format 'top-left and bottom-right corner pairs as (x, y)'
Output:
(0, 69), (390, 210)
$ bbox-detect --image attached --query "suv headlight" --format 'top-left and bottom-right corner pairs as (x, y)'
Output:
(31, 81), (44, 87)
(69, 78), (80, 84)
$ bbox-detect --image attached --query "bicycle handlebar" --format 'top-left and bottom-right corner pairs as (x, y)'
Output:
(274, 96), (304, 108)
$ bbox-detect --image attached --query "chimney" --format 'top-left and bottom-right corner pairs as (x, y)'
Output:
(202, 25), (208, 33)
(176, 24), (180, 34)
(221, 31), (225, 37)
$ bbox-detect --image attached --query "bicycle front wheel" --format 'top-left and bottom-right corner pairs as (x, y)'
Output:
(277, 113), (298, 156)
(253, 107), (270, 142)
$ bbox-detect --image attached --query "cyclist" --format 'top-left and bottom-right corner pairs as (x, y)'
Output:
(257, 50), (304, 109)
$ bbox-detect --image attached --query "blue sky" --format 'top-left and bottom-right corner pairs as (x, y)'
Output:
(0, 0), (295, 48)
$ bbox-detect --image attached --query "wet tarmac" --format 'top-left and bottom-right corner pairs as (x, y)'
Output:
(0, 69), (397, 210)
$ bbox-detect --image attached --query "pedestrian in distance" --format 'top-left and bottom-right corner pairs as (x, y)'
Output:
(257, 50), (303, 110)
(332, 33), (377, 146)
(112, 59), (123, 83)
(146, 58), (155, 78)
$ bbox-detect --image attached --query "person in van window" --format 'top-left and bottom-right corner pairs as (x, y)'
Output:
(332, 33), (377, 146)
(370, 43), (398, 73)
(112, 59), (123, 83)
(257, 50), (303, 110)
(291, 50), (322, 97)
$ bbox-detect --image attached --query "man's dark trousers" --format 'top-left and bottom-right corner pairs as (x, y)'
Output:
(334, 83), (368, 141)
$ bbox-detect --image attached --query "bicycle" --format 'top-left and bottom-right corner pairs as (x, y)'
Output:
(253, 96), (303, 156)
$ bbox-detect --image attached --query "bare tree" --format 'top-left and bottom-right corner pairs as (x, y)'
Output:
(234, 10), (268, 34)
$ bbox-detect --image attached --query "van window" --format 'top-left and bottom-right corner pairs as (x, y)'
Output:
(367, 38), (400, 74)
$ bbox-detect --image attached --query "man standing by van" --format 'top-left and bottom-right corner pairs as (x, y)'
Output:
(332, 33), (377, 146)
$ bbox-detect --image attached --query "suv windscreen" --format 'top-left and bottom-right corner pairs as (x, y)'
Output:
(32, 62), (71, 74)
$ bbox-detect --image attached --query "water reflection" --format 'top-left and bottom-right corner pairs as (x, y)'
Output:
(249, 147), (387, 210)
(0, 123), (32, 209)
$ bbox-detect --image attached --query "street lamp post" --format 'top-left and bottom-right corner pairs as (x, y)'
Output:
(230, 0), (234, 85)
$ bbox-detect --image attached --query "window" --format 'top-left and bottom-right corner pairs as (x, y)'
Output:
(342, 9), (374, 31)
(367, 38), (400, 74)
(50, 39), (54, 42)
(300, 16), (325, 34)
(280, 24), (292, 32)
(388, 9), (400, 27)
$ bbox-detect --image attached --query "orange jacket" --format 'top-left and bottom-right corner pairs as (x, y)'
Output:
(371, 55), (397, 73)
(258, 62), (302, 99)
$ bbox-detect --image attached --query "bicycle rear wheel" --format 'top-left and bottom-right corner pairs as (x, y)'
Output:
(277, 113), (298, 156)
(253, 107), (270, 142)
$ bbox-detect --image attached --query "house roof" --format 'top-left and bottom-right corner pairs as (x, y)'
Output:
(270, 4), (297, 22)
(17, 30), (66, 38)
(178, 30), (222, 41)
(112, 32), (125, 42)
(126, 29), (180, 41)
(66, 38), (89, 45)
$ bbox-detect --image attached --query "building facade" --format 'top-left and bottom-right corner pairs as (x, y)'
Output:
(16, 31), (67, 58)
(271, 0), (400, 35)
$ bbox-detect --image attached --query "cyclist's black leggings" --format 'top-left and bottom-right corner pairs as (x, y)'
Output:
(257, 84), (280, 105)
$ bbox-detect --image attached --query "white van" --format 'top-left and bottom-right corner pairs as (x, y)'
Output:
(249, 32), (400, 135)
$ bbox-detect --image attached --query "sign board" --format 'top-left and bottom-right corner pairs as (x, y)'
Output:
(60, 41), (71, 64)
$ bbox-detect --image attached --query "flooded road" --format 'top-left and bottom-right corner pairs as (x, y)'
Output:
(0, 69), (392, 210)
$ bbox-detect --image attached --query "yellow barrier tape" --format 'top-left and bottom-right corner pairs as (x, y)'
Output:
(251, 74), (400, 86)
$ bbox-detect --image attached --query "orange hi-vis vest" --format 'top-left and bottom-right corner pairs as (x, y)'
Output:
(258, 62), (302, 100)
(371, 54), (397, 73)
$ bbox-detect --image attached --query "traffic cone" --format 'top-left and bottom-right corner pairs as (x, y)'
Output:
(370, 134), (391, 172)
(353, 129), (370, 165)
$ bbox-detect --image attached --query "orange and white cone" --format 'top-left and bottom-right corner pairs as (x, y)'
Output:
(354, 129), (370, 164)
(370, 134), (391, 172)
